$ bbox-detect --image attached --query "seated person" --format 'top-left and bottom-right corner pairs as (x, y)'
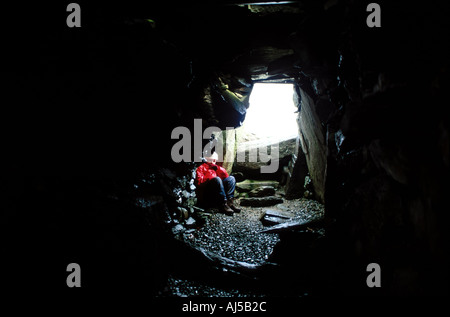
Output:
(195, 152), (241, 215)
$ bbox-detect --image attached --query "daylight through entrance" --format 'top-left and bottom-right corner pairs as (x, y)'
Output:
(243, 83), (298, 144)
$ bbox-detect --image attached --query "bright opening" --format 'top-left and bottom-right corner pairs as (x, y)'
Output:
(242, 83), (298, 144)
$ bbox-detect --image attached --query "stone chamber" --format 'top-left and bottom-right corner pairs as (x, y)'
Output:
(2, 0), (450, 300)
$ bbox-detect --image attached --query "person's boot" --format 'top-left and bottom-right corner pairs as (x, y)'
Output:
(219, 201), (234, 216)
(227, 198), (241, 213)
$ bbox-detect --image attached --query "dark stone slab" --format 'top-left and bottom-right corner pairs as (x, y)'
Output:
(239, 196), (283, 207)
(248, 186), (276, 197)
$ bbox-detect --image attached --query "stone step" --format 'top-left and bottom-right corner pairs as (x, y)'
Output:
(236, 180), (279, 192)
(239, 196), (283, 207)
(248, 186), (276, 197)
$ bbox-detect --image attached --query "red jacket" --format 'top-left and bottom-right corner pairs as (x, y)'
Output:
(195, 163), (229, 186)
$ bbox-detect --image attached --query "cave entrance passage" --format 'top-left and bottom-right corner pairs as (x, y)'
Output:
(243, 83), (298, 144)
(232, 82), (299, 176)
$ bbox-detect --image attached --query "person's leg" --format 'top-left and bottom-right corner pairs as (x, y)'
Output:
(222, 176), (241, 213)
(222, 176), (236, 200)
(204, 177), (234, 215)
(207, 177), (227, 201)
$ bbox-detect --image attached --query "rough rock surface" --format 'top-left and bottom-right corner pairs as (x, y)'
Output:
(248, 186), (276, 197)
(236, 180), (279, 192)
(260, 209), (295, 226)
(297, 88), (327, 203)
(233, 137), (297, 179)
(240, 196), (283, 207)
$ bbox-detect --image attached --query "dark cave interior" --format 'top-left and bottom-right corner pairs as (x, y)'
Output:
(2, 0), (450, 299)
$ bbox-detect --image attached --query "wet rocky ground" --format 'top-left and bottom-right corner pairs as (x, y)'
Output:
(165, 274), (266, 297)
(183, 207), (277, 265)
(163, 196), (324, 297)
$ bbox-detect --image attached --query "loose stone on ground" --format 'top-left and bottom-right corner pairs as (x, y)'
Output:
(179, 197), (324, 266)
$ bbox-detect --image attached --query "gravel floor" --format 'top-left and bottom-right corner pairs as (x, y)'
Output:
(183, 207), (277, 265)
(165, 197), (324, 297)
(181, 197), (324, 265)
(164, 275), (265, 297)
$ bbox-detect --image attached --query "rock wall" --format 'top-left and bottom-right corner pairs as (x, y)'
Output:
(234, 0), (450, 295)
(283, 136), (309, 200)
(233, 136), (297, 180)
(325, 88), (450, 295)
(218, 128), (237, 175)
(320, 2), (450, 295)
(296, 86), (328, 203)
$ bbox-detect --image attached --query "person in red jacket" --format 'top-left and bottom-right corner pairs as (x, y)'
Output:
(195, 152), (241, 215)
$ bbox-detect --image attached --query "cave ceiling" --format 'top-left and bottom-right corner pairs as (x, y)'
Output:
(140, 1), (319, 81)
